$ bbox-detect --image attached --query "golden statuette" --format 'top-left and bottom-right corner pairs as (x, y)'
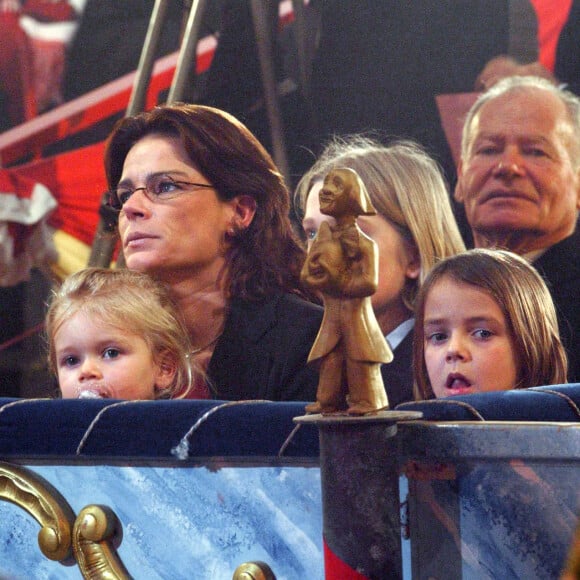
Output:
(301, 167), (392, 415)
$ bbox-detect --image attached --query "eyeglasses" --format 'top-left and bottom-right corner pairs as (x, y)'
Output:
(106, 174), (214, 211)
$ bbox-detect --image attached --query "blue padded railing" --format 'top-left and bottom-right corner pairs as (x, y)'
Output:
(0, 398), (320, 460)
(1, 386), (578, 461)
(396, 383), (580, 422)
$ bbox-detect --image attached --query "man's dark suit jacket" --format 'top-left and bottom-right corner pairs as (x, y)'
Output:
(534, 226), (580, 383)
(382, 330), (414, 408)
(207, 293), (323, 402)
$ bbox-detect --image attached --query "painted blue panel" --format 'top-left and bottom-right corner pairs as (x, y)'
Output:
(400, 422), (580, 580)
(0, 464), (323, 579)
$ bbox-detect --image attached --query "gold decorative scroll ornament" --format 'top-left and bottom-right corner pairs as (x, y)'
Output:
(0, 461), (75, 562)
(73, 504), (131, 579)
(233, 560), (277, 579)
(0, 461), (130, 579)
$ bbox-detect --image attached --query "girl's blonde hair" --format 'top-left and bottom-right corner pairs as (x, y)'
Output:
(46, 267), (195, 399)
(413, 249), (568, 400)
(295, 136), (466, 309)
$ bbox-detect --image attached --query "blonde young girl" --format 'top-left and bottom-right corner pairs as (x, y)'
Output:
(46, 268), (195, 400)
(413, 249), (568, 400)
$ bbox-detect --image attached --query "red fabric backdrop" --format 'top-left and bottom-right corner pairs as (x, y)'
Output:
(11, 140), (106, 247)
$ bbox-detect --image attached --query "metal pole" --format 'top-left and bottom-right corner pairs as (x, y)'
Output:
(291, 0), (309, 98)
(290, 0), (318, 134)
(250, 0), (291, 185)
(167, 0), (208, 104)
(295, 411), (420, 579)
(127, 0), (172, 115)
(88, 0), (171, 268)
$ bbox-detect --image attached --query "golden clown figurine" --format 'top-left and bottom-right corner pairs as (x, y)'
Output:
(302, 167), (393, 415)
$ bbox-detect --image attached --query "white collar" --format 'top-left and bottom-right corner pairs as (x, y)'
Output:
(386, 317), (414, 351)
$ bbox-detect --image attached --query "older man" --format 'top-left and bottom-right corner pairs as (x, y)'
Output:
(455, 75), (579, 383)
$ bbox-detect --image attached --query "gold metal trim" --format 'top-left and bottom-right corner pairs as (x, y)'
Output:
(0, 461), (75, 562)
(233, 561), (276, 580)
(0, 462), (131, 578)
(73, 504), (131, 579)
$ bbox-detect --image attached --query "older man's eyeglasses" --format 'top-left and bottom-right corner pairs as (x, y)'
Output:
(105, 174), (214, 211)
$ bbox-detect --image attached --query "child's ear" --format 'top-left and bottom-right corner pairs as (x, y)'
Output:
(154, 351), (178, 395)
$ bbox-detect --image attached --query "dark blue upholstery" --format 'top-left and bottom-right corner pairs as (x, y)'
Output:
(0, 399), (320, 460)
(1, 386), (578, 461)
(396, 384), (580, 421)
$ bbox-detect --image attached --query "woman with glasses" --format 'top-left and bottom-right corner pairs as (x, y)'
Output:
(103, 103), (323, 401)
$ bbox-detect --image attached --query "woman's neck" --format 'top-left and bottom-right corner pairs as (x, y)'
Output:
(374, 302), (413, 338)
(166, 273), (229, 350)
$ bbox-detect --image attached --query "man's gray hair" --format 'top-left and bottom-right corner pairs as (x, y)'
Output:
(461, 76), (580, 165)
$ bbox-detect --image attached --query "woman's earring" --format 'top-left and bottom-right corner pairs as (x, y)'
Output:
(225, 226), (236, 241)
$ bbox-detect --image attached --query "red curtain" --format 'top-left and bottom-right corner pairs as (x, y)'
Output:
(11, 140), (107, 247)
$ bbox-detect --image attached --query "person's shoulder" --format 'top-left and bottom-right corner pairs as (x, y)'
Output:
(535, 228), (580, 277)
(266, 295), (323, 360)
(226, 294), (322, 362)
(548, 227), (579, 254)
(228, 293), (323, 338)
(260, 293), (324, 331)
(231, 293), (322, 315)
(273, 292), (324, 316)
